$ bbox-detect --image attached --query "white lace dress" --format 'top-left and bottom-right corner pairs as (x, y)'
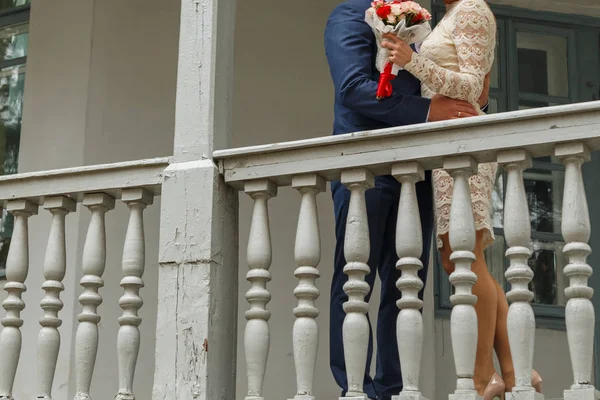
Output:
(404, 0), (497, 249)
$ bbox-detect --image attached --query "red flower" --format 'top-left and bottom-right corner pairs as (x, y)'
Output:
(376, 4), (392, 18)
(412, 13), (423, 23)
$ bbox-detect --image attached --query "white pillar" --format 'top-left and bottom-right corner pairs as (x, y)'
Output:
(391, 163), (428, 400)
(0, 200), (37, 400)
(498, 150), (543, 400)
(555, 143), (597, 400)
(290, 174), (325, 400)
(38, 196), (76, 400)
(340, 168), (373, 400)
(153, 0), (238, 399)
(116, 189), (153, 400)
(444, 156), (480, 400)
(74, 193), (115, 400)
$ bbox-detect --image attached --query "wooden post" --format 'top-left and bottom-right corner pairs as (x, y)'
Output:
(152, 0), (239, 400)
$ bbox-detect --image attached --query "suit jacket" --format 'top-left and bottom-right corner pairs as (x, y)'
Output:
(324, 0), (431, 136)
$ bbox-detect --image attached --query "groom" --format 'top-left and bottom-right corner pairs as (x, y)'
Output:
(324, 0), (490, 399)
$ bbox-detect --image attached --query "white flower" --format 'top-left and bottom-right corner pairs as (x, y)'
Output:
(387, 13), (397, 24)
(391, 3), (402, 15)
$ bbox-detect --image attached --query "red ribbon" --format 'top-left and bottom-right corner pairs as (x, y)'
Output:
(376, 62), (396, 100)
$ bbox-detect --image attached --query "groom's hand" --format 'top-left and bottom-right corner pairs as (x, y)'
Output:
(428, 94), (478, 122)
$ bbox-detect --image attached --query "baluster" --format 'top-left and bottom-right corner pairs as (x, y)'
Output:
(391, 163), (427, 400)
(555, 143), (596, 400)
(289, 174), (325, 400)
(340, 168), (373, 400)
(116, 189), (153, 400)
(38, 196), (76, 400)
(445, 157), (480, 400)
(0, 200), (37, 400)
(74, 193), (115, 400)
(497, 151), (542, 400)
(244, 180), (277, 400)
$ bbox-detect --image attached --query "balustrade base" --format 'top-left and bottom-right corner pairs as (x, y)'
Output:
(392, 391), (428, 400)
(449, 391), (482, 400)
(339, 395), (368, 400)
(289, 395), (315, 400)
(506, 390), (544, 400)
(245, 397), (264, 400)
(564, 386), (600, 400)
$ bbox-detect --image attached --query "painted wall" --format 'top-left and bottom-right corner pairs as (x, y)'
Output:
(1, 0), (584, 399)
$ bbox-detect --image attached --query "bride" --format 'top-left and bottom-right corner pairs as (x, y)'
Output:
(382, 0), (542, 398)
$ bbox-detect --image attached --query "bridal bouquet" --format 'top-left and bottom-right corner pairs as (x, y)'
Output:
(365, 0), (432, 99)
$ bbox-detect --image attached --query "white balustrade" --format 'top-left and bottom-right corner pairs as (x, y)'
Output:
(391, 163), (427, 400)
(290, 174), (325, 400)
(74, 193), (115, 400)
(497, 151), (542, 400)
(0, 200), (37, 400)
(556, 143), (596, 400)
(340, 168), (373, 400)
(38, 196), (76, 400)
(444, 157), (479, 400)
(116, 189), (153, 400)
(244, 180), (277, 400)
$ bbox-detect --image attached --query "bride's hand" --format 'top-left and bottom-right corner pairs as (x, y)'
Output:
(382, 33), (413, 67)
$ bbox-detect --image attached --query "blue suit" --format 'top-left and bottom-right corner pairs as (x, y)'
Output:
(324, 0), (434, 399)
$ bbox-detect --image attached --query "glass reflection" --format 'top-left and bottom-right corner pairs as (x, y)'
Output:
(0, 0), (29, 12)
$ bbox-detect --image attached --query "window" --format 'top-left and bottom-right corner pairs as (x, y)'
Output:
(432, 2), (600, 324)
(0, 0), (29, 279)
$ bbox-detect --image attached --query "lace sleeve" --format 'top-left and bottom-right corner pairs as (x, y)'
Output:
(404, 0), (496, 104)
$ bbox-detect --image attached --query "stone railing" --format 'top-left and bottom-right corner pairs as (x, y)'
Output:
(0, 157), (167, 400)
(213, 101), (600, 400)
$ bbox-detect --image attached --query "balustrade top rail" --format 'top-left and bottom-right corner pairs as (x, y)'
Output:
(0, 157), (169, 204)
(214, 101), (600, 188)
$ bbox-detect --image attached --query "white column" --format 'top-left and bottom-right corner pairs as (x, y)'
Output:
(290, 174), (325, 400)
(153, 0), (238, 398)
(391, 163), (428, 400)
(74, 193), (115, 400)
(244, 179), (277, 400)
(498, 150), (543, 400)
(116, 189), (153, 400)
(0, 200), (37, 400)
(444, 156), (480, 400)
(340, 168), (373, 400)
(38, 196), (76, 400)
(555, 143), (597, 400)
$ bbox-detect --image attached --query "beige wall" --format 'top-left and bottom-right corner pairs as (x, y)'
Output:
(3, 0), (584, 399)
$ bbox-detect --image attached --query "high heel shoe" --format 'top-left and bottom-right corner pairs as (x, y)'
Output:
(483, 373), (506, 400)
(532, 369), (543, 393)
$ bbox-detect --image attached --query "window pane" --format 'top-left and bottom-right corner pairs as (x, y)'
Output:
(488, 97), (499, 114)
(0, 0), (28, 12)
(517, 31), (569, 97)
(0, 22), (27, 62)
(490, 29), (500, 89)
(0, 64), (24, 279)
(519, 101), (560, 110)
(529, 240), (567, 306)
(485, 233), (506, 289)
(492, 170), (504, 228)
(523, 168), (564, 234)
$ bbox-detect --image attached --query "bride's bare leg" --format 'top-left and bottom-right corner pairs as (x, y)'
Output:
(493, 279), (515, 390)
(439, 231), (498, 395)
